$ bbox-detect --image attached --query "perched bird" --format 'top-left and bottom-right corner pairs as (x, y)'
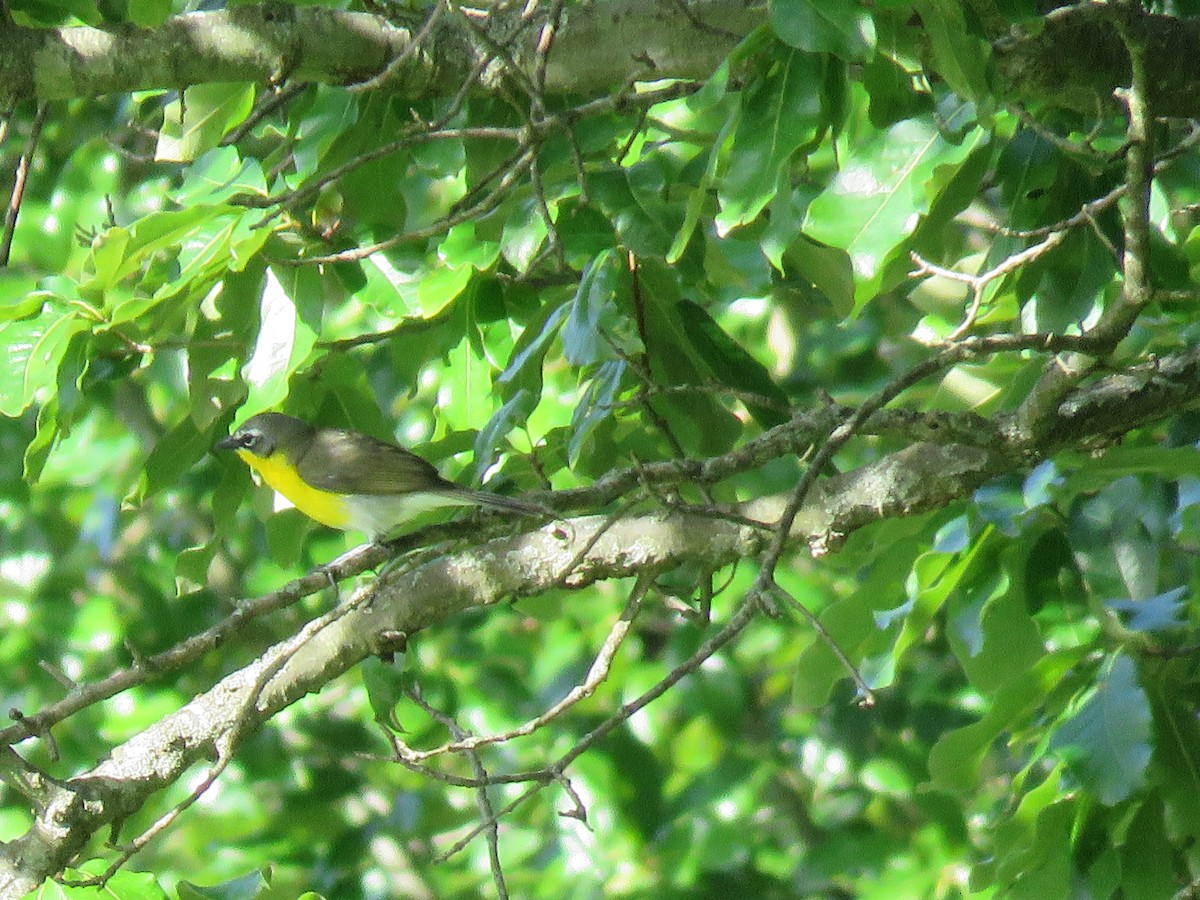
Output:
(216, 412), (544, 537)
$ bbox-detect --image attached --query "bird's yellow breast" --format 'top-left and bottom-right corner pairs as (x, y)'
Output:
(236, 449), (351, 529)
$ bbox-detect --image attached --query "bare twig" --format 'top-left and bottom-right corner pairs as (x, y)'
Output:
(1013, 5), (1156, 440)
(396, 575), (649, 762)
(0, 103), (46, 267)
(350, 0), (448, 93)
(910, 229), (1067, 340)
(404, 688), (509, 899)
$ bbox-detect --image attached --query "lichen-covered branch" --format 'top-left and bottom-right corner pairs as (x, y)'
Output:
(0, 0), (762, 107)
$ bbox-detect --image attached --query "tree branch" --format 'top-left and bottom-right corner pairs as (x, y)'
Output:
(0, 0), (763, 107)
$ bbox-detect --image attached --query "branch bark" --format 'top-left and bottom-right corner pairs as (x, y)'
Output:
(0, 0), (763, 107)
(2, 1), (1198, 115)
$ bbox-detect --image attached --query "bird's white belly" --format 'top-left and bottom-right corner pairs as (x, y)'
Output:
(342, 491), (475, 537)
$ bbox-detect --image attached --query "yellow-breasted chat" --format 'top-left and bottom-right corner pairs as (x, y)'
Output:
(216, 412), (544, 538)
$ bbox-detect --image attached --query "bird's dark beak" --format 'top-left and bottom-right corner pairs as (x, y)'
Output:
(215, 434), (242, 451)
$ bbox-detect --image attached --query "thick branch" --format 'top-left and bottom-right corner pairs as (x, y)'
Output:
(995, 5), (1200, 117)
(0, 0), (763, 107)
(3, 1), (1200, 116)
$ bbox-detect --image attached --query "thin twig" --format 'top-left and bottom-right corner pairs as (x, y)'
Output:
(350, 0), (448, 94)
(0, 104), (47, 267)
(910, 229), (1067, 339)
(404, 687), (509, 900)
(63, 585), (371, 887)
(396, 575), (648, 762)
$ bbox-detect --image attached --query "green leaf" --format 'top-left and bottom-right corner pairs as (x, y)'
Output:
(127, 0), (168, 26)
(676, 300), (789, 427)
(667, 118), (732, 264)
(1050, 654), (1152, 805)
(570, 360), (625, 468)
(134, 415), (209, 503)
(1004, 797), (1074, 899)
(927, 649), (1086, 795)
(780, 234), (855, 316)
(500, 198), (551, 272)
(716, 48), (823, 233)
(862, 53), (934, 128)
(496, 300), (569, 399)
(178, 867), (272, 899)
(1105, 587), (1187, 633)
(1058, 446), (1200, 498)
(57, 866), (169, 898)
(769, 0), (876, 60)
(473, 387), (537, 481)
(157, 84), (255, 163)
(240, 267), (323, 413)
(948, 568), (1044, 694)
(804, 116), (983, 310)
(563, 249), (621, 366)
(361, 656), (409, 731)
(589, 167), (677, 257)
(23, 393), (59, 483)
(912, 0), (990, 103)
(188, 264), (261, 427)
(440, 221), (500, 272)
(1117, 797), (1180, 900)
(0, 279), (44, 321)
(174, 148), (269, 209)
(0, 300), (90, 416)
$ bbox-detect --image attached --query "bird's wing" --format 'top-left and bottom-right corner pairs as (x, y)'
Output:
(295, 429), (455, 495)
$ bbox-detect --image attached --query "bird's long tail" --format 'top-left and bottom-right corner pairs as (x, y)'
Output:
(438, 489), (550, 518)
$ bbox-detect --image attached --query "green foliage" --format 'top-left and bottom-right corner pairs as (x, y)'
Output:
(3, 1), (1200, 898)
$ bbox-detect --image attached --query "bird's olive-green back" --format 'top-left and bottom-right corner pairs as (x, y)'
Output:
(294, 428), (455, 496)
